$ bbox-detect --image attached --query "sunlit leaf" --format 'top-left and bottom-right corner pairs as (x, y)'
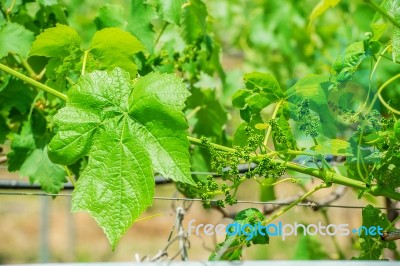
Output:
(48, 68), (193, 248)
(308, 0), (341, 31)
(0, 22), (34, 59)
(353, 205), (396, 260)
(209, 208), (268, 261)
(313, 139), (353, 156)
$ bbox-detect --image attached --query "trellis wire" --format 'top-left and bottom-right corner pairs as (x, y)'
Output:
(0, 191), (399, 210)
(0, 165), (256, 188)
(0, 160), (397, 211)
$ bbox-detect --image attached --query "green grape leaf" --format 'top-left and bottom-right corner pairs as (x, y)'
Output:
(286, 75), (329, 104)
(371, 23), (388, 41)
(0, 78), (36, 114)
(29, 24), (81, 58)
(272, 112), (297, 154)
(353, 205), (396, 260)
(232, 89), (252, 108)
(363, 151), (384, 163)
(0, 13), (4, 28)
(209, 238), (243, 261)
(87, 27), (144, 74)
(0, 115), (8, 144)
(244, 72), (283, 98)
(374, 151), (400, 188)
(7, 122), (66, 193)
(332, 41), (365, 82)
(394, 119), (400, 140)
(190, 145), (211, 174)
(25, 2), (42, 18)
(127, 1), (156, 52)
(0, 72), (9, 93)
(3, 0), (22, 14)
(200, 37), (226, 83)
(246, 93), (274, 113)
(233, 120), (266, 148)
(48, 68), (193, 248)
(346, 132), (375, 182)
(187, 88), (227, 139)
(95, 4), (126, 28)
(181, 0), (207, 43)
(157, 0), (186, 25)
(233, 72), (283, 123)
(7, 122), (36, 171)
(313, 139), (353, 156)
(234, 208), (269, 245)
(29, 24), (82, 91)
(20, 147), (67, 194)
(393, 21), (400, 61)
(30, 25), (143, 72)
(386, 0), (400, 61)
(244, 72), (283, 119)
(293, 235), (329, 259)
(0, 22), (34, 59)
(233, 122), (257, 147)
(38, 0), (58, 6)
(30, 25), (144, 91)
(285, 75), (336, 137)
(332, 40), (381, 82)
(209, 208), (268, 261)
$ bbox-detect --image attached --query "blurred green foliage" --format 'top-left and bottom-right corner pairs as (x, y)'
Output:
(1, 0), (400, 260)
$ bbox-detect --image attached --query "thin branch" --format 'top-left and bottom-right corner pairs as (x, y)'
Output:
(186, 106), (202, 120)
(262, 183), (329, 225)
(0, 63), (67, 101)
(262, 185), (347, 215)
(37, 67), (46, 80)
(155, 22), (169, 47)
(381, 229), (400, 241)
(64, 166), (76, 187)
(5, 0), (16, 20)
(263, 100), (283, 147)
(81, 50), (89, 76)
(14, 55), (38, 79)
(187, 136), (236, 153)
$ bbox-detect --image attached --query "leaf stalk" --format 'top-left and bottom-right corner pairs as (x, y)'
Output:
(0, 63), (67, 101)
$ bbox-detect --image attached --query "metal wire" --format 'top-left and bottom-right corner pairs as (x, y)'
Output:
(0, 166), (256, 189)
(0, 191), (399, 210)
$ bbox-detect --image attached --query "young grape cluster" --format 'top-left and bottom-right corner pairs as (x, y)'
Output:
(268, 119), (287, 145)
(251, 157), (286, 179)
(328, 101), (382, 130)
(189, 129), (286, 208)
(327, 101), (400, 187)
(295, 99), (319, 138)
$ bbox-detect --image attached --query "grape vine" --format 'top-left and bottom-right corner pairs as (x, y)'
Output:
(1, 0), (400, 261)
